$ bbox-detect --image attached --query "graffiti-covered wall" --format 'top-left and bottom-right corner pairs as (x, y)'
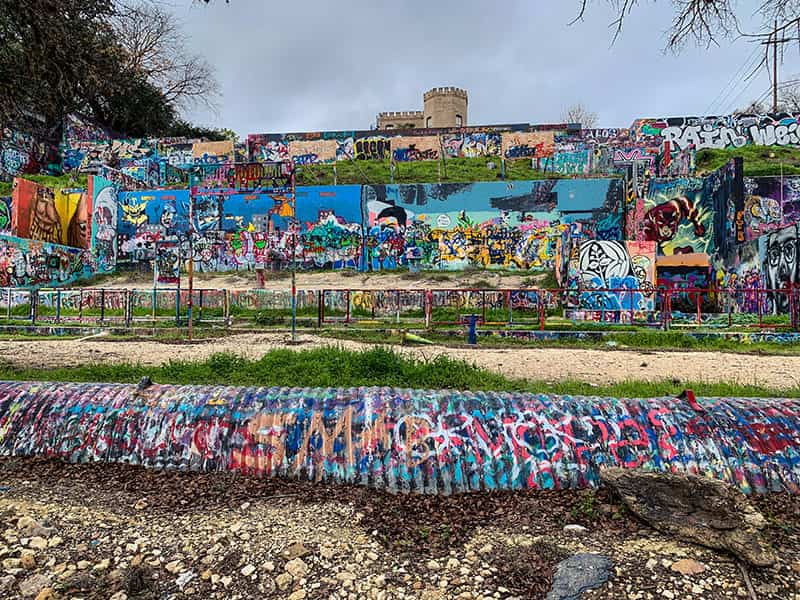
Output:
(11, 179), (89, 249)
(364, 180), (622, 271)
(568, 240), (657, 315)
(1, 382), (798, 495)
(0, 234), (94, 288)
(106, 179), (622, 274)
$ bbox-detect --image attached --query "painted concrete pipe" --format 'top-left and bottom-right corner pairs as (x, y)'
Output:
(0, 381), (798, 495)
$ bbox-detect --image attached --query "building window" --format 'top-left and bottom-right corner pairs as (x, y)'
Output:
(385, 124), (394, 129)
(426, 116), (432, 128)
(456, 114), (463, 127)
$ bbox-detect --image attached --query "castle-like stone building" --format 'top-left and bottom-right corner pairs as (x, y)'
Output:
(376, 87), (468, 130)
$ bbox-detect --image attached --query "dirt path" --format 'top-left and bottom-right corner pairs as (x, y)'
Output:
(95, 269), (542, 291)
(1, 333), (799, 390)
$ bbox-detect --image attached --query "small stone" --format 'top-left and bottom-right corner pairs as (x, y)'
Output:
(283, 542), (310, 559)
(241, 564), (256, 577)
(426, 560), (441, 571)
(446, 558), (460, 570)
(285, 558), (308, 579)
(478, 544), (494, 556)
(288, 591), (306, 600)
(76, 560), (91, 570)
(563, 524), (588, 534)
(262, 561), (275, 572)
(133, 499), (148, 511)
(109, 592), (127, 600)
(275, 572), (293, 590)
(92, 558), (111, 572)
(662, 591), (675, 599)
(27, 537), (47, 550)
(670, 559), (706, 576)
(210, 574), (220, 585)
(20, 554), (36, 570)
(18, 573), (52, 598)
(47, 537), (62, 548)
(34, 588), (55, 600)
(645, 558), (658, 570)
(200, 569), (212, 581)
(165, 560), (182, 574)
(229, 522), (243, 533)
(2, 557), (21, 569)
(220, 575), (232, 588)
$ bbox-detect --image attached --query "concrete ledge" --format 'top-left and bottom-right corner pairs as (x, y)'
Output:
(0, 382), (798, 495)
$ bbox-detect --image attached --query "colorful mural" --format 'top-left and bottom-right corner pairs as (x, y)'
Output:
(0, 234), (93, 288)
(362, 179), (621, 271)
(568, 240), (657, 315)
(1, 382), (798, 495)
(89, 175), (118, 273)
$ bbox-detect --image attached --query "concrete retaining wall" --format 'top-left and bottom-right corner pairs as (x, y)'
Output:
(0, 382), (798, 495)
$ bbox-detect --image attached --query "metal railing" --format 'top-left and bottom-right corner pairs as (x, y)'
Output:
(0, 285), (798, 331)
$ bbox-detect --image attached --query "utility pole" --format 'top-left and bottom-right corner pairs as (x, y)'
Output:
(187, 187), (194, 341)
(290, 167), (297, 343)
(774, 19), (779, 113)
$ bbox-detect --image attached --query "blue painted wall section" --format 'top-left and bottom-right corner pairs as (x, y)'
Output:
(0, 382), (798, 495)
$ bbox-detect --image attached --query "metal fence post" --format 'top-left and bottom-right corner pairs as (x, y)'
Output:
(100, 289), (106, 323)
(125, 289), (132, 328)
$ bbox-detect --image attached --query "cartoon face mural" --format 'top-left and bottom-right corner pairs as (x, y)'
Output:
(643, 196), (706, 252)
(763, 224), (799, 313)
(571, 240), (656, 314)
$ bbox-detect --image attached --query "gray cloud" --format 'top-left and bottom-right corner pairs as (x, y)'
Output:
(168, 0), (776, 137)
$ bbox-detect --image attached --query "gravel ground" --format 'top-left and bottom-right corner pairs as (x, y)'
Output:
(1, 332), (799, 390)
(0, 458), (797, 600)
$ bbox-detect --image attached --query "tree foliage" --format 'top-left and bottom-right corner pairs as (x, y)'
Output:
(0, 0), (219, 138)
(574, 1), (800, 51)
(561, 104), (598, 128)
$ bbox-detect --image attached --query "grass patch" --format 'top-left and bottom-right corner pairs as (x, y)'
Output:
(295, 157), (610, 186)
(696, 146), (800, 176)
(319, 327), (800, 356)
(0, 174), (89, 195)
(0, 346), (795, 397)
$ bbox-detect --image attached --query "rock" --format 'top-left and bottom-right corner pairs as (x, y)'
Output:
(27, 537), (47, 550)
(662, 591), (675, 599)
(478, 543), (494, 556)
(283, 542), (310, 559)
(275, 572), (293, 591)
(241, 564), (256, 577)
(20, 554), (36, 570)
(288, 590), (306, 600)
(645, 558), (658, 571)
(546, 554), (614, 600)
(601, 468), (777, 567)
(426, 560), (441, 571)
(18, 573), (52, 598)
(164, 560), (182, 574)
(92, 558), (111, 572)
(34, 588), (55, 600)
(133, 499), (148, 511)
(0, 575), (15, 592)
(76, 560), (91, 570)
(670, 559), (706, 575)
(563, 524), (588, 534)
(3, 557), (21, 569)
(262, 561), (275, 572)
(176, 571), (195, 589)
(285, 558), (308, 579)
(47, 537), (62, 548)
(220, 575), (232, 588)
(110, 593), (127, 600)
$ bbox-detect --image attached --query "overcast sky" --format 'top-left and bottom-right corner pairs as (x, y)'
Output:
(168, 0), (788, 137)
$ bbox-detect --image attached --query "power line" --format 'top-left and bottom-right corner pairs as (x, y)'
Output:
(705, 44), (763, 115)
